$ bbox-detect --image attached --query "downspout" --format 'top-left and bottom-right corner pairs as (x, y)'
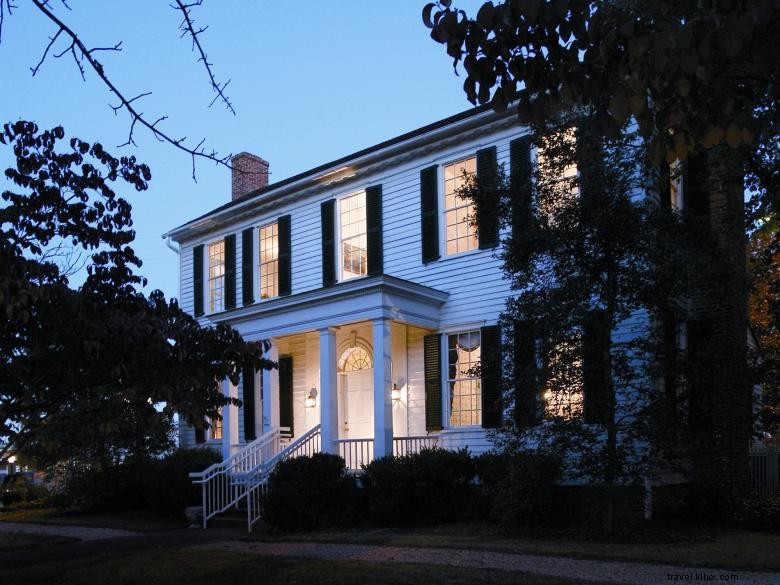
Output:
(164, 235), (182, 301)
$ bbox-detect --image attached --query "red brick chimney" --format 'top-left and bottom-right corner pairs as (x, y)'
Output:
(231, 152), (269, 200)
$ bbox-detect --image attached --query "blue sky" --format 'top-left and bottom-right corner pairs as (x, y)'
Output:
(0, 1), (486, 299)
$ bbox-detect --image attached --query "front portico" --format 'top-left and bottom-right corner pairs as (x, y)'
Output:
(210, 275), (449, 468)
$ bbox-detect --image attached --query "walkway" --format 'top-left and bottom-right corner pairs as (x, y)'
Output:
(192, 540), (780, 585)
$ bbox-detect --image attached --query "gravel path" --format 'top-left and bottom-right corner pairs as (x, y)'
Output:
(0, 520), (138, 541)
(192, 540), (780, 585)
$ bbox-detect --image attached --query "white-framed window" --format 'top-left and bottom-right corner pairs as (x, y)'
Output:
(534, 128), (578, 222)
(258, 222), (279, 300)
(542, 338), (584, 420)
(443, 156), (478, 256)
(669, 160), (684, 210)
(210, 410), (223, 441)
(338, 190), (367, 281)
(447, 330), (482, 426)
(208, 240), (225, 313)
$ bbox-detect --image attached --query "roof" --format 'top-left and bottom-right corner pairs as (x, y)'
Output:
(164, 103), (500, 240)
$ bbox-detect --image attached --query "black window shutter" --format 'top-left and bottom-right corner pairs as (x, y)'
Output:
(194, 425), (205, 444)
(480, 325), (502, 428)
(224, 234), (236, 310)
(510, 136), (533, 242)
(687, 319), (712, 431)
(582, 311), (612, 425)
(476, 146), (499, 249)
(420, 166), (440, 263)
(242, 365), (256, 441)
(279, 355), (294, 437)
(321, 200), (336, 286)
(424, 333), (442, 431)
(278, 215), (292, 296)
(366, 185), (383, 276)
(659, 162), (672, 211)
(683, 154), (709, 219)
(241, 228), (254, 306)
(193, 245), (204, 317)
(514, 320), (539, 428)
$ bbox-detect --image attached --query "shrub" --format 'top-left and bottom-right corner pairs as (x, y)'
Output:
(262, 453), (359, 531)
(143, 447), (221, 515)
(731, 495), (780, 530)
(361, 447), (476, 525)
(477, 449), (561, 527)
(1, 474), (49, 507)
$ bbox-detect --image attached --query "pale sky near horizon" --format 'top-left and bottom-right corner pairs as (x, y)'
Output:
(0, 0), (486, 300)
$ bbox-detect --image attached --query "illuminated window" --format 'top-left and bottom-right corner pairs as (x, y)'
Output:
(259, 222), (279, 299)
(338, 347), (372, 372)
(448, 331), (481, 426)
(444, 157), (478, 255)
(542, 338), (584, 419)
(208, 241), (225, 312)
(339, 191), (367, 280)
(210, 410), (223, 441)
(669, 160), (684, 210)
(535, 128), (578, 222)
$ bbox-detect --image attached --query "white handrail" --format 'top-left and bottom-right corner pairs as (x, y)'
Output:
(246, 424), (322, 531)
(392, 435), (439, 457)
(337, 438), (374, 471)
(189, 427), (283, 528)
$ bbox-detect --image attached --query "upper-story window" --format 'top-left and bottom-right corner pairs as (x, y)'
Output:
(339, 191), (367, 281)
(210, 410), (223, 441)
(669, 160), (684, 210)
(443, 156), (478, 255)
(208, 240), (225, 312)
(448, 330), (482, 426)
(259, 222), (279, 299)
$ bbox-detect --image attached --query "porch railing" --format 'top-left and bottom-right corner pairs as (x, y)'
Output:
(749, 444), (779, 496)
(338, 438), (374, 471)
(189, 427), (282, 528)
(246, 424), (322, 531)
(393, 435), (439, 457)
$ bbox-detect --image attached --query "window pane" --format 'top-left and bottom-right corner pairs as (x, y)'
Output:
(208, 241), (225, 312)
(448, 330), (482, 426)
(259, 223), (279, 300)
(443, 157), (478, 256)
(340, 192), (367, 281)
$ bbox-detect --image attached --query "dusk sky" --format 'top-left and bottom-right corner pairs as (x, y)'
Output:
(0, 0), (484, 299)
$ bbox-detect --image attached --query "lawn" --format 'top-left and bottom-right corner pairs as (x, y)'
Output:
(0, 507), (187, 532)
(253, 521), (780, 571)
(5, 549), (592, 585)
(0, 531), (77, 551)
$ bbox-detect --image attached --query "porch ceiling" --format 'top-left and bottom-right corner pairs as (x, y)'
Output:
(209, 274), (448, 339)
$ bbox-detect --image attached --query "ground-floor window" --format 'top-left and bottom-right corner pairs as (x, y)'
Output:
(447, 330), (481, 426)
(210, 409), (223, 441)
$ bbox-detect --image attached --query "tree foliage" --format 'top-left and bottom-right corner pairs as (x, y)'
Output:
(0, 121), (272, 467)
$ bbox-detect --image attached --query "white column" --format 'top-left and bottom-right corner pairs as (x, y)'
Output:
(262, 342), (279, 434)
(222, 378), (239, 459)
(373, 318), (393, 458)
(319, 327), (339, 454)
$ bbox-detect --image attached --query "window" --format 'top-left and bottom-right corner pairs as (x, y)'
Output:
(208, 241), (225, 312)
(443, 157), (478, 255)
(669, 160), (684, 210)
(542, 338), (584, 419)
(447, 330), (481, 426)
(535, 128), (578, 223)
(210, 410), (223, 441)
(259, 222), (279, 299)
(339, 191), (367, 280)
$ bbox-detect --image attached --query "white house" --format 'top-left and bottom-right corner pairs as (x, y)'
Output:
(164, 105), (525, 473)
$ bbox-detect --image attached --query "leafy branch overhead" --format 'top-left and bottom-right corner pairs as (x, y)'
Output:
(423, 0), (779, 164)
(2, 0), (237, 180)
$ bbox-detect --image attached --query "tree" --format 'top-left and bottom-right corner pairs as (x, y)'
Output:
(0, 121), (272, 467)
(425, 0), (773, 509)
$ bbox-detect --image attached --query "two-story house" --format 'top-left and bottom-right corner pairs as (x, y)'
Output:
(164, 105), (525, 473)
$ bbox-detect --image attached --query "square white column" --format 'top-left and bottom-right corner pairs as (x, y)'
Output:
(262, 342), (279, 434)
(373, 318), (393, 458)
(319, 327), (339, 454)
(222, 378), (239, 459)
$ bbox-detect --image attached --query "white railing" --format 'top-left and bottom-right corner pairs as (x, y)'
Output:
(189, 427), (283, 528)
(246, 424), (322, 531)
(338, 438), (374, 471)
(393, 435), (439, 457)
(749, 444), (779, 496)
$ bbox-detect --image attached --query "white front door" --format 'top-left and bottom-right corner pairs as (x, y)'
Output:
(338, 369), (374, 439)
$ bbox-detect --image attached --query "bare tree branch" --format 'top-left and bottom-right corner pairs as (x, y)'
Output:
(172, 0), (236, 115)
(29, 0), (232, 179)
(0, 0), (18, 43)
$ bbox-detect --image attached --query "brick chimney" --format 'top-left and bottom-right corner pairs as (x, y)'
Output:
(231, 152), (269, 200)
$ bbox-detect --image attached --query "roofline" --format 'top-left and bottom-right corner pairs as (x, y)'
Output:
(163, 103), (506, 242)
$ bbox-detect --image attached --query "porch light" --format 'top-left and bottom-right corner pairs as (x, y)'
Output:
(391, 383), (401, 402)
(305, 386), (318, 408)
(7, 455), (16, 464)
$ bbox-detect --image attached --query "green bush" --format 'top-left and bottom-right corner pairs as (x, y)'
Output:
(477, 449), (561, 527)
(731, 495), (780, 530)
(143, 447), (221, 515)
(361, 447), (476, 525)
(1, 474), (49, 507)
(262, 453), (359, 531)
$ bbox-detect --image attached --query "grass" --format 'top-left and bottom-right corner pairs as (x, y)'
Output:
(4, 549), (592, 585)
(253, 521), (780, 571)
(0, 507), (187, 532)
(0, 531), (77, 551)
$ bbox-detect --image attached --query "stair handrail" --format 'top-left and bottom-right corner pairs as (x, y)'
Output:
(245, 424), (322, 531)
